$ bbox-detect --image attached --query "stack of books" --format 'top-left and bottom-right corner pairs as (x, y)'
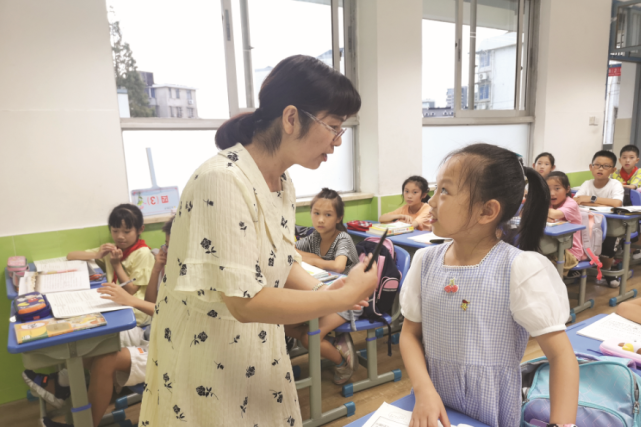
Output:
(301, 262), (331, 280)
(367, 222), (414, 236)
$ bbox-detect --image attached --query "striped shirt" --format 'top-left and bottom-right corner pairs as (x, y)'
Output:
(295, 231), (359, 274)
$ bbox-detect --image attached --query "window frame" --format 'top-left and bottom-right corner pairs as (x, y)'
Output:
(118, 0), (360, 198)
(422, 0), (535, 125)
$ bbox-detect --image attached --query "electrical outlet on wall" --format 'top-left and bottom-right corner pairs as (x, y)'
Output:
(589, 116), (598, 126)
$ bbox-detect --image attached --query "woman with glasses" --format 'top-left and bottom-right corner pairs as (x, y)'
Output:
(139, 55), (378, 426)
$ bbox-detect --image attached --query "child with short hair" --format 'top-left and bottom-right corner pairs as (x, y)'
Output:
(289, 188), (360, 384)
(612, 144), (641, 190)
(399, 143), (578, 427)
(26, 217), (173, 427)
(574, 150), (624, 286)
(533, 152), (556, 179)
(68, 203), (155, 325)
(547, 171), (583, 277)
(379, 175), (432, 231)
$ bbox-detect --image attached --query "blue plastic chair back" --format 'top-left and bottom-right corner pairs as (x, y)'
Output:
(600, 213), (607, 240)
(630, 189), (641, 206)
(394, 245), (411, 289)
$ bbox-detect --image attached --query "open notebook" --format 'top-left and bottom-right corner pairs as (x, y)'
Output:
(577, 313), (641, 342)
(18, 261), (91, 295)
(46, 289), (130, 318)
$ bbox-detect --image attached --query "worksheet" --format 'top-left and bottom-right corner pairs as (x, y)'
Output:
(46, 289), (130, 318)
(577, 313), (641, 342)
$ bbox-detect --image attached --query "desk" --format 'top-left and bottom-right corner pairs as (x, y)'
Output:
(345, 392), (490, 427)
(601, 213), (641, 306)
(565, 313), (640, 374)
(7, 309), (137, 427)
(5, 263), (106, 300)
(538, 223), (586, 277)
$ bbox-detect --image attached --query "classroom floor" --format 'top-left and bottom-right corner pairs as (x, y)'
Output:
(4, 263), (635, 427)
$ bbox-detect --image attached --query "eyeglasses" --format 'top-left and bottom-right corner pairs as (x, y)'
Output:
(300, 109), (345, 142)
(592, 163), (614, 170)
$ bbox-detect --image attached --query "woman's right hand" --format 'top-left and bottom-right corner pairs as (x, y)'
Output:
(337, 255), (379, 310)
(411, 390), (451, 427)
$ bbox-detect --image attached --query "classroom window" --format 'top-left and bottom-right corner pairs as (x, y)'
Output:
(422, 0), (531, 119)
(107, 0), (228, 118)
(121, 128), (355, 198)
(223, 0), (351, 114)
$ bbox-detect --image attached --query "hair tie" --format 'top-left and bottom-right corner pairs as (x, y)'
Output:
(518, 160), (528, 184)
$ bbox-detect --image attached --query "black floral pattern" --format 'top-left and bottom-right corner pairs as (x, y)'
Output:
(197, 289), (205, 296)
(207, 309), (218, 319)
(219, 266), (225, 271)
(215, 361), (224, 370)
(194, 174), (198, 180)
(240, 396), (248, 418)
(285, 372), (291, 383)
(230, 334), (240, 344)
(227, 152), (239, 162)
(163, 373), (173, 392)
(274, 280), (280, 288)
(269, 250), (275, 267)
(271, 390), (283, 403)
(246, 366), (256, 378)
(287, 255), (294, 266)
(204, 199), (214, 207)
(255, 262), (264, 284)
(152, 359), (158, 366)
(258, 330), (267, 343)
(186, 201), (193, 212)
(239, 221), (247, 234)
(141, 421), (149, 426)
(180, 264), (187, 276)
(281, 173), (287, 181)
(200, 238), (218, 257)
(276, 191), (282, 198)
(281, 217), (288, 229)
(196, 385), (218, 399)
(272, 358), (280, 366)
(173, 404), (186, 422)
(285, 416), (295, 426)
(191, 332), (208, 346)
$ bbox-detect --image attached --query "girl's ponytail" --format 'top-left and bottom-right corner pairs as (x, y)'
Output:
(517, 167), (550, 252)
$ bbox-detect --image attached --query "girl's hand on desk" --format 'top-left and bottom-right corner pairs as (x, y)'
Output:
(109, 248), (124, 266)
(398, 214), (414, 224)
(324, 277), (369, 310)
(98, 283), (138, 307)
(97, 243), (117, 259)
(411, 390), (451, 427)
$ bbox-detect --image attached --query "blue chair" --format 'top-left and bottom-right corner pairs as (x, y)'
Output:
(334, 245), (411, 397)
(630, 188), (641, 206)
(567, 216), (607, 322)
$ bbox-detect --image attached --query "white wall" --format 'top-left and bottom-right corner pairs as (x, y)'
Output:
(531, 0), (611, 173)
(357, 0), (423, 197)
(0, 0), (127, 237)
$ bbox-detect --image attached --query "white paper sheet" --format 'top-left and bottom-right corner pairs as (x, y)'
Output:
(34, 258), (85, 272)
(362, 402), (447, 427)
(588, 206), (614, 213)
(46, 289), (131, 318)
(18, 272), (37, 295)
(408, 232), (452, 245)
(577, 313), (641, 342)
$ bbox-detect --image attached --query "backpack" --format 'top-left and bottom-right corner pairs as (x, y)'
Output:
(579, 210), (605, 280)
(295, 225), (315, 241)
(521, 352), (641, 426)
(355, 237), (402, 356)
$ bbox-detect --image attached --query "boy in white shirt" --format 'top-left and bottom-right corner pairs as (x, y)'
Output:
(574, 150), (624, 287)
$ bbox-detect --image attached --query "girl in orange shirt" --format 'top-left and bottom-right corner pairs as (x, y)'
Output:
(379, 175), (432, 231)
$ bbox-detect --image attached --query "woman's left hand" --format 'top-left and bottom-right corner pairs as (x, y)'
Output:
(324, 277), (369, 310)
(97, 283), (138, 307)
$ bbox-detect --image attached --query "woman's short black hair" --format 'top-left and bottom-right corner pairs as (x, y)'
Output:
(108, 204), (144, 231)
(215, 55), (361, 153)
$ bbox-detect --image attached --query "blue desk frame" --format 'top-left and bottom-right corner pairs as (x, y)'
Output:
(8, 309), (137, 427)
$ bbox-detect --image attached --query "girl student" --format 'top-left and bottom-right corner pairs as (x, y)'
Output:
(379, 175), (433, 231)
(67, 203), (155, 326)
(547, 171), (583, 277)
(399, 144), (578, 427)
(289, 188), (360, 384)
(533, 152), (556, 179)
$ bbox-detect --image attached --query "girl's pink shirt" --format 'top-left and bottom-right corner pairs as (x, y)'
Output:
(389, 203), (432, 231)
(553, 196), (584, 260)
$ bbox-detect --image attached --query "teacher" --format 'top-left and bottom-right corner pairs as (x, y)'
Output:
(139, 55), (378, 426)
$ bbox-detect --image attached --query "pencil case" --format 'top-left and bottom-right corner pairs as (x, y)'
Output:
(600, 338), (641, 367)
(13, 292), (52, 322)
(7, 256), (28, 272)
(347, 220), (373, 232)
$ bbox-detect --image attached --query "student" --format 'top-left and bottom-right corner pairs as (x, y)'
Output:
(399, 143), (578, 427)
(379, 175), (432, 231)
(547, 171), (582, 277)
(290, 188), (360, 384)
(611, 144), (641, 190)
(25, 217), (173, 427)
(574, 150), (624, 286)
(67, 203), (156, 325)
(533, 152), (556, 179)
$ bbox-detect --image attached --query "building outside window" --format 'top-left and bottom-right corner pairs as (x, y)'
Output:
(187, 107), (194, 118)
(176, 107), (183, 118)
(170, 106), (174, 117)
(175, 88), (180, 99)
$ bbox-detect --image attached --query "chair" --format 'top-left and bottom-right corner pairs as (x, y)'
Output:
(567, 216), (606, 322)
(334, 245), (411, 397)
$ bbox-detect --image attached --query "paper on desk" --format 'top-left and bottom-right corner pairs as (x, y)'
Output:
(408, 233), (452, 245)
(577, 313), (641, 342)
(34, 257), (70, 271)
(587, 206), (614, 213)
(363, 402), (445, 427)
(46, 289), (130, 318)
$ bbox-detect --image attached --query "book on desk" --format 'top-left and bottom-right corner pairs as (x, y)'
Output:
(368, 222), (414, 236)
(14, 313), (107, 344)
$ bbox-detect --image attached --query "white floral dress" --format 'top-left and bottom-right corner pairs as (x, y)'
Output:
(139, 143), (302, 426)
